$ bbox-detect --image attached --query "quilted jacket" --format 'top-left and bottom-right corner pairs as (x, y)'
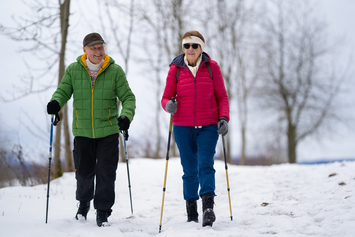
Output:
(161, 52), (229, 126)
(51, 54), (136, 138)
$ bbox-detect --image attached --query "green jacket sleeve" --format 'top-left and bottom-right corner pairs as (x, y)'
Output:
(115, 66), (136, 123)
(51, 66), (74, 109)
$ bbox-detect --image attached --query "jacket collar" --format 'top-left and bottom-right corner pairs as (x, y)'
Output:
(78, 54), (112, 71)
(170, 52), (211, 69)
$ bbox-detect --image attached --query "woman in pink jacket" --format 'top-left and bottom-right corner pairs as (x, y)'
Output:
(161, 30), (230, 227)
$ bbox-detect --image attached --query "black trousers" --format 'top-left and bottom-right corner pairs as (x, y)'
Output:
(73, 133), (119, 211)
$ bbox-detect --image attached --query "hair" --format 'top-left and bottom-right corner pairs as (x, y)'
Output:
(182, 30), (205, 43)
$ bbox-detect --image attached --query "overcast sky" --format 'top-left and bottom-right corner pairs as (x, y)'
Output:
(0, 0), (354, 163)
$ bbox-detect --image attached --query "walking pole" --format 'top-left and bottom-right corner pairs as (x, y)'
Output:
(45, 114), (54, 223)
(222, 135), (233, 221)
(122, 130), (133, 216)
(159, 97), (175, 233)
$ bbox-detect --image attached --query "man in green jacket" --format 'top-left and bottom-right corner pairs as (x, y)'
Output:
(47, 33), (136, 227)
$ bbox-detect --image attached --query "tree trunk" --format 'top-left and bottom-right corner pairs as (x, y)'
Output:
(63, 104), (74, 171)
(53, 0), (72, 174)
(171, 134), (178, 157)
(117, 103), (125, 163)
(226, 136), (232, 164)
(240, 125), (246, 165)
(53, 110), (63, 178)
(119, 136), (125, 162)
(62, 0), (73, 172)
(287, 122), (297, 163)
(154, 90), (162, 159)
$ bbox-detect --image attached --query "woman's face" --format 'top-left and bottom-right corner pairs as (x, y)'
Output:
(183, 43), (202, 66)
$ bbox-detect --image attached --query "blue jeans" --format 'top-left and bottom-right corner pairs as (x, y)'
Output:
(173, 125), (219, 201)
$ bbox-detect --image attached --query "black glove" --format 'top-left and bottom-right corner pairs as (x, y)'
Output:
(117, 116), (130, 131)
(217, 117), (228, 136)
(166, 98), (177, 114)
(47, 100), (60, 115)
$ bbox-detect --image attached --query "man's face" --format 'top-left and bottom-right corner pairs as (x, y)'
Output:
(83, 43), (105, 64)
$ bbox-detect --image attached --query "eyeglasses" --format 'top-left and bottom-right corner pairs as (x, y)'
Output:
(183, 44), (199, 49)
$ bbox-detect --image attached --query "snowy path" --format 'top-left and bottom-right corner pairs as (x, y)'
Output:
(1, 158), (355, 236)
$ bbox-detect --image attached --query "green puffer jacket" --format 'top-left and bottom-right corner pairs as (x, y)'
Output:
(51, 54), (136, 139)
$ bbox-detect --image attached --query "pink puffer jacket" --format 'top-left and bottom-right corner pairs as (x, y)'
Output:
(161, 52), (229, 126)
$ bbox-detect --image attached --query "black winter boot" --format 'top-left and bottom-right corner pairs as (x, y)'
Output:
(202, 193), (216, 227)
(186, 200), (199, 223)
(96, 209), (112, 227)
(75, 201), (90, 220)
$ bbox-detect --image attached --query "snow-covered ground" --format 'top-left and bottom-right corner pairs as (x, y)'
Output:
(1, 158), (354, 237)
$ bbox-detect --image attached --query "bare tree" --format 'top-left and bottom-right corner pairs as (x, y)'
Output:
(257, 0), (346, 163)
(0, 0), (73, 177)
(135, 0), (187, 158)
(98, 0), (136, 162)
(58, 0), (73, 174)
(211, 0), (260, 164)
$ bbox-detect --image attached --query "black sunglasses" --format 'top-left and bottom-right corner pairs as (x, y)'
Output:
(183, 43), (199, 49)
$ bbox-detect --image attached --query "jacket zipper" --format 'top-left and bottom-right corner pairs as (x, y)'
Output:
(188, 62), (205, 127)
(89, 60), (110, 138)
(194, 76), (197, 126)
(91, 86), (95, 138)
(179, 58), (210, 127)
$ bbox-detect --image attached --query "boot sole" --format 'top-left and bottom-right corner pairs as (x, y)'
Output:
(75, 214), (87, 221)
(98, 221), (110, 227)
(203, 223), (213, 227)
(187, 219), (199, 223)
(202, 218), (215, 227)
(202, 209), (215, 227)
(202, 217), (215, 227)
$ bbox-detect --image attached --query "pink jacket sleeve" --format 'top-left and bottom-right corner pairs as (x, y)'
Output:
(210, 61), (230, 121)
(161, 65), (178, 111)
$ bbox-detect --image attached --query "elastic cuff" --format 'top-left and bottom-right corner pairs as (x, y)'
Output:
(219, 117), (228, 122)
